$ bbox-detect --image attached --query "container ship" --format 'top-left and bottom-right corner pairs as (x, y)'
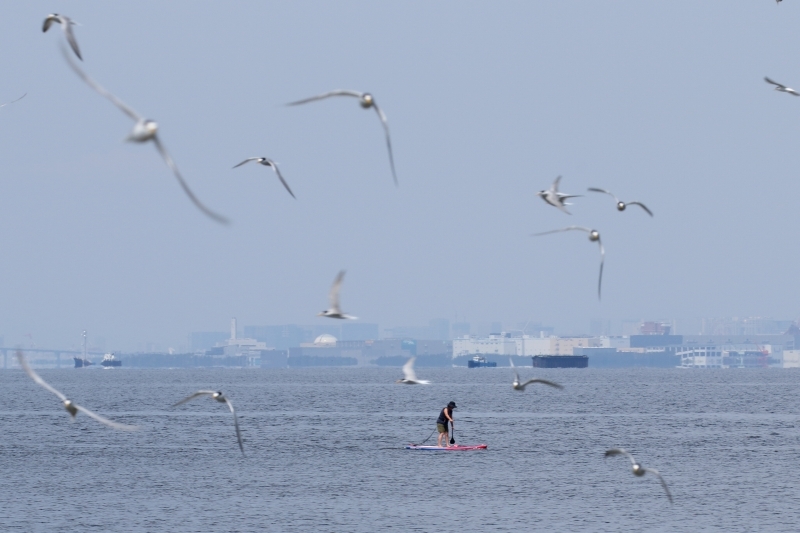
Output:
(531, 355), (588, 368)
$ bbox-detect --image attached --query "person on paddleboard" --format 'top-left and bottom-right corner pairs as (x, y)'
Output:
(436, 401), (457, 447)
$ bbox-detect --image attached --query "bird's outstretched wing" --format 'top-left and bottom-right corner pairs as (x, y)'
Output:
(509, 358), (522, 384)
(551, 175), (562, 193)
(627, 201), (653, 217)
(531, 226), (592, 237)
(644, 468), (673, 503)
(223, 398), (245, 455)
(552, 201), (573, 215)
(521, 378), (564, 389)
(402, 357), (418, 382)
(596, 238), (605, 300)
(0, 93), (26, 109)
(44, 15), (82, 60)
(75, 404), (138, 431)
(232, 158), (260, 169)
(17, 350), (67, 401)
(605, 448), (637, 466)
(62, 17), (83, 61)
(61, 45), (140, 120)
(152, 136), (230, 225)
(329, 270), (346, 313)
(372, 103), (398, 186)
(264, 159), (296, 199)
(587, 187), (619, 202)
(286, 90), (363, 106)
(765, 76), (786, 89)
(171, 390), (217, 408)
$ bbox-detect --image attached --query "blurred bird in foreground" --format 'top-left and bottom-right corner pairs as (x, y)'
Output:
(60, 46), (229, 224)
(172, 390), (244, 455)
(17, 350), (137, 431)
(605, 448), (672, 503)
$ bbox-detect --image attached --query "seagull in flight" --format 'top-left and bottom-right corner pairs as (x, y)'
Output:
(287, 90), (398, 186)
(395, 357), (430, 384)
(60, 46), (229, 225)
(587, 188), (653, 216)
(0, 93), (26, 109)
(17, 350), (138, 431)
(233, 157), (295, 199)
(43, 14), (82, 60)
(765, 77), (799, 96)
(537, 176), (581, 214)
(318, 270), (357, 319)
(509, 359), (563, 391)
(605, 448), (672, 503)
(172, 390), (244, 455)
(532, 226), (605, 299)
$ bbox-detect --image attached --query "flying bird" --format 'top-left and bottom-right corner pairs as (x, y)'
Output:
(232, 157), (295, 199)
(60, 46), (229, 224)
(532, 226), (605, 299)
(587, 188), (653, 216)
(765, 77), (799, 96)
(395, 357), (430, 384)
(43, 13), (82, 60)
(509, 359), (563, 391)
(17, 350), (137, 431)
(0, 93), (26, 109)
(172, 390), (244, 455)
(318, 270), (357, 319)
(605, 448), (672, 503)
(287, 90), (397, 186)
(537, 176), (581, 214)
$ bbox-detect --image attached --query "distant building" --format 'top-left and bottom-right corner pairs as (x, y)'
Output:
(452, 322), (470, 338)
(340, 323), (379, 341)
(244, 324), (340, 350)
(452, 333), (601, 358)
(189, 331), (228, 352)
(287, 337), (447, 367)
(783, 350), (800, 368)
(701, 317), (794, 336)
(383, 320), (450, 340)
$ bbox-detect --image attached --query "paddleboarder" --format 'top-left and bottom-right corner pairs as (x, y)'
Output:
(436, 401), (457, 447)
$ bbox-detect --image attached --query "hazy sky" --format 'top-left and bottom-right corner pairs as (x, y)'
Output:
(1, 1), (799, 351)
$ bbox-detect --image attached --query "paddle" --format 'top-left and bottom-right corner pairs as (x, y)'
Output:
(449, 422), (455, 445)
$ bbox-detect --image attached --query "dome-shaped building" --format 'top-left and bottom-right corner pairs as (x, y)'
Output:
(313, 334), (337, 346)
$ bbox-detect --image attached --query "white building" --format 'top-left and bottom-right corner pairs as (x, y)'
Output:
(453, 333), (601, 358)
(220, 318), (268, 362)
(678, 344), (775, 368)
(782, 350), (800, 368)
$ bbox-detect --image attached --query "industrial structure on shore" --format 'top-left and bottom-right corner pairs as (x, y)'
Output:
(5, 318), (800, 369)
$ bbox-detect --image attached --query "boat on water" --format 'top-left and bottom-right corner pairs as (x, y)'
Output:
(101, 353), (122, 368)
(73, 357), (94, 368)
(405, 444), (488, 451)
(467, 356), (497, 368)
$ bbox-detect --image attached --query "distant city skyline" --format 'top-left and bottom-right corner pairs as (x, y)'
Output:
(4, 314), (798, 354)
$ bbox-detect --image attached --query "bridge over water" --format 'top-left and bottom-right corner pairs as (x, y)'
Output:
(1, 347), (111, 369)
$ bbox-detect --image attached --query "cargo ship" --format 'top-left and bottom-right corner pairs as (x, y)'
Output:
(73, 357), (94, 368)
(531, 355), (588, 368)
(467, 356), (497, 368)
(100, 353), (122, 367)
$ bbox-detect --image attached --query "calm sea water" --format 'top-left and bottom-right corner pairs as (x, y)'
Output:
(2, 367), (799, 532)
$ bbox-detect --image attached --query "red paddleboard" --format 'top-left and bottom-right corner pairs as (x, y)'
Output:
(405, 444), (488, 451)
